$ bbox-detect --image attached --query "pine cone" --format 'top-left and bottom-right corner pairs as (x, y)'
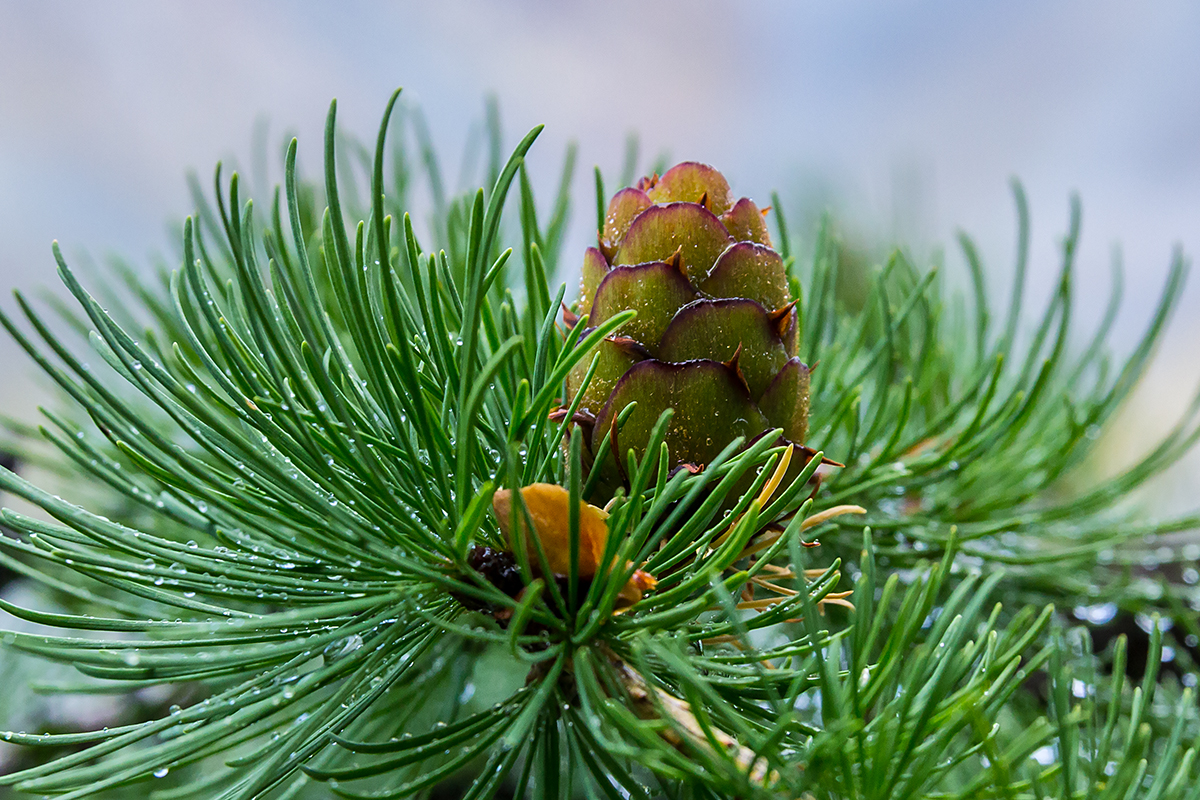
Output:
(569, 162), (810, 487)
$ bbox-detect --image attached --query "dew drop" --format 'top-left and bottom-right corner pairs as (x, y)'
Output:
(323, 633), (364, 661)
(1074, 603), (1117, 625)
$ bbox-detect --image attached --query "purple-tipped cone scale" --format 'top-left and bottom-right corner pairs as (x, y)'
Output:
(594, 360), (769, 471)
(658, 299), (789, 398)
(568, 161), (816, 494)
(720, 197), (773, 246)
(590, 261), (698, 350)
(600, 188), (653, 261)
(578, 247), (611, 319)
(644, 161), (735, 215)
(613, 203), (733, 284)
(700, 242), (789, 311)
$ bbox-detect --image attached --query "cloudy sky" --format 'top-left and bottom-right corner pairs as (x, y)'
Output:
(1, 0), (1198, 501)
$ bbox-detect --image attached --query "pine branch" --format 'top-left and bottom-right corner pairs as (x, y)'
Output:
(0, 91), (1197, 799)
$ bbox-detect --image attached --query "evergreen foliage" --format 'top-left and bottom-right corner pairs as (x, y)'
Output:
(0, 90), (1198, 798)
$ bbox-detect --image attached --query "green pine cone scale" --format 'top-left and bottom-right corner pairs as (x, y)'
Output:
(658, 298), (789, 399)
(592, 358), (769, 472)
(700, 241), (790, 311)
(613, 202), (733, 284)
(590, 261), (698, 352)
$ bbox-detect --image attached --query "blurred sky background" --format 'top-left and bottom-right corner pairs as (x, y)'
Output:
(1, 0), (1198, 508)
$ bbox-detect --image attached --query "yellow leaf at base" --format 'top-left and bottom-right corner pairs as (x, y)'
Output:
(492, 483), (656, 606)
(493, 483), (611, 578)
